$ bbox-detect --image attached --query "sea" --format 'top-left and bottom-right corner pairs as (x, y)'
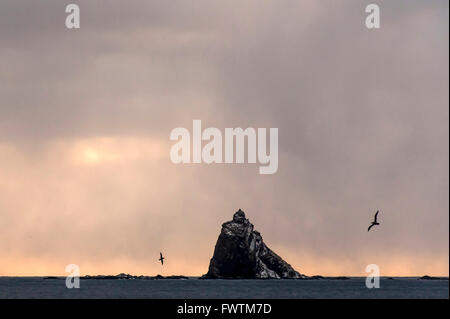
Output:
(0, 277), (448, 299)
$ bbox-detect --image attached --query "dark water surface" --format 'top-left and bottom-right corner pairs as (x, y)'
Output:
(0, 277), (448, 299)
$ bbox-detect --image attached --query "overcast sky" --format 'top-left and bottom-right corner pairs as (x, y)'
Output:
(0, 0), (448, 276)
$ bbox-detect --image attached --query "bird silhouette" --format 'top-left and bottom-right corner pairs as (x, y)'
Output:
(158, 252), (165, 265)
(368, 210), (380, 231)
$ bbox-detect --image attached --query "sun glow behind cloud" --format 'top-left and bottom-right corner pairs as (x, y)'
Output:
(81, 148), (102, 165)
(69, 137), (166, 166)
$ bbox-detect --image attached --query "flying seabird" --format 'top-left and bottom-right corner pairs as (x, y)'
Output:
(368, 210), (380, 232)
(158, 252), (165, 265)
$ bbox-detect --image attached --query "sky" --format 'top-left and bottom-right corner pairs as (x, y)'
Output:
(0, 0), (448, 276)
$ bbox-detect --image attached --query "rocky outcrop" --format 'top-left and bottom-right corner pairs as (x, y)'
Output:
(203, 209), (305, 279)
(77, 274), (189, 280)
(419, 275), (449, 280)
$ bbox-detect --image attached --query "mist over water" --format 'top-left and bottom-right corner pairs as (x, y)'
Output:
(0, 0), (448, 277)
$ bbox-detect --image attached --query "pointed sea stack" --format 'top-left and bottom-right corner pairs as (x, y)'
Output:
(203, 209), (305, 279)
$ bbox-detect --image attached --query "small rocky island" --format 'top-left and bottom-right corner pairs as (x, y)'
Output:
(45, 274), (189, 280)
(82, 274), (188, 280)
(202, 209), (306, 279)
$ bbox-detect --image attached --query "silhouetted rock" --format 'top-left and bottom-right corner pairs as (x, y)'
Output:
(332, 276), (350, 280)
(203, 209), (306, 279)
(81, 274), (189, 280)
(305, 275), (350, 280)
(419, 275), (448, 280)
(165, 275), (189, 280)
(308, 275), (324, 280)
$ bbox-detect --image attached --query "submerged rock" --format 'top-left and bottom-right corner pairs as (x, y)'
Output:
(203, 209), (306, 279)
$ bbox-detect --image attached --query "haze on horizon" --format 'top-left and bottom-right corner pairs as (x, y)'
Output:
(0, 0), (448, 277)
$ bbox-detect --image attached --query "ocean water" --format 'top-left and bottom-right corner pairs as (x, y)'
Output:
(0, 277), (447, 299)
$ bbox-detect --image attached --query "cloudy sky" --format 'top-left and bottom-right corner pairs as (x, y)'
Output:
(0, 0), (448, 276)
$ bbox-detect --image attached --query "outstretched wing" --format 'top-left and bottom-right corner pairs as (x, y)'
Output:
(160, 252), (163, 259)
(368, 224), (374, 232)
(374, 210), (379, 223)
(161, 258), (164, 265)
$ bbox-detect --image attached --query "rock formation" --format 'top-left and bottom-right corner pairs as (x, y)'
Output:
(203, 209), (305, 279)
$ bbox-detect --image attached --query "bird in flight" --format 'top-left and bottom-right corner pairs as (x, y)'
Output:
(368, 210), (380, 232)
(158, 252), (165, 265)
